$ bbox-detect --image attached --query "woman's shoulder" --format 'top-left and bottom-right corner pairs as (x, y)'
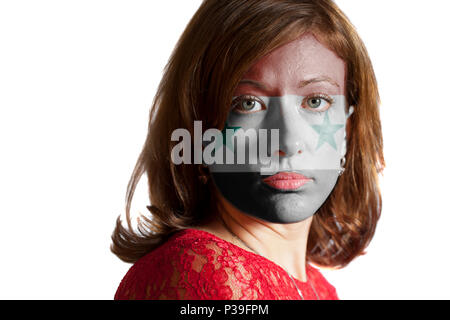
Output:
(122, 228), (226, 266)
(114, 229), (245, 300)
(131, 228), (244, 270)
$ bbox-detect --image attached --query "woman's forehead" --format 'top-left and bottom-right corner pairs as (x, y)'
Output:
(240, 33), (346, 96)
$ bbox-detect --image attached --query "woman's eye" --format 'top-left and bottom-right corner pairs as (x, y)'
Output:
(242, 100), (257, 110)
(302, 95), (333, 112)
(308, 98), (323, 109)
(232, 96), (266, 114)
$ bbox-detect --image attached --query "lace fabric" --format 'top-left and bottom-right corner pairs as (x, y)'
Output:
(115, 229), (339, 300)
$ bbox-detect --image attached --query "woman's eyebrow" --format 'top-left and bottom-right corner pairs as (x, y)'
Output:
(299, 76), (340, 88)
(238, 79), (269, 91)
(239, 77), (340, 90)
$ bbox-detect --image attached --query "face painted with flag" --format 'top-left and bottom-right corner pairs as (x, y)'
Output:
(208, 33), (353, 224)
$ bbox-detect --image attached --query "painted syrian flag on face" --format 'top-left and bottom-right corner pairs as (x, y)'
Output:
(207, 95), (353, 174)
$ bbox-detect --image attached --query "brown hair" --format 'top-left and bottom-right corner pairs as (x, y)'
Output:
(111, 0), (384, 269)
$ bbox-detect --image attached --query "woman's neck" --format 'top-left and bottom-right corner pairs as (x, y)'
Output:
(198, 195), (313, 282)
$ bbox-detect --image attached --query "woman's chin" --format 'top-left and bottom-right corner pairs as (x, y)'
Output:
(211, 171), (336, 224)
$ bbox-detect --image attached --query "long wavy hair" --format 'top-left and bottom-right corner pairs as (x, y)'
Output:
(111, 0), (384, 269)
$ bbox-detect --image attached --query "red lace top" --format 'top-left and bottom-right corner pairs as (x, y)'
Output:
(115, 229), (338, 300)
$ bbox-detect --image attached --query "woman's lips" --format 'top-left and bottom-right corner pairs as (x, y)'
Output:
(262, 172), (312, 191)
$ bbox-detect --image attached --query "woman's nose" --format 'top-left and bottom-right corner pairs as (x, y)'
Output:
(276, 97), (305, 157)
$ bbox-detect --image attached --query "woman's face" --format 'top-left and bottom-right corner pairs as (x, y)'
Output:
(209, 33), (351, 223)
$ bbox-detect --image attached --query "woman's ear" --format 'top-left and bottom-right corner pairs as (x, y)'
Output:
(347, 106), (355, 120)
(346, 105), (354, 139)
(340, 106), (355, 158)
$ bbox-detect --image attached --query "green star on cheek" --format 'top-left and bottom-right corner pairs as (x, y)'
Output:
(214, 122), (242, 152)
(310, 111), (344, 151)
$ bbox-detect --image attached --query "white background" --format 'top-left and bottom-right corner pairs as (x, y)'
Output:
(1, 0), (449, 300)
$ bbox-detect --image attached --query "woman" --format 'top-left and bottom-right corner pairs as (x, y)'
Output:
(112, 0), (384, 300)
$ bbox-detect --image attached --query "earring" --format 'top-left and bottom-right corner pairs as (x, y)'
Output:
(338, 156), (346, 176)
